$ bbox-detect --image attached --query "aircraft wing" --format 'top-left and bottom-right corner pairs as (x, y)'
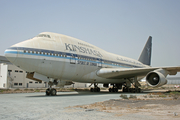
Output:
(161, 66), (180, 75)
(97, 66), (180, 79)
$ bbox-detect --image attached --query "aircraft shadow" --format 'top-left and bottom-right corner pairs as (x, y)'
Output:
(26, 91), (148, 98)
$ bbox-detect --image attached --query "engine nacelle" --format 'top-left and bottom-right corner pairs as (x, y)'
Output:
(146, 71), (167, 87)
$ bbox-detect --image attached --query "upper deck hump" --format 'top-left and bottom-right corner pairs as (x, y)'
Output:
(39, 32), (105, 51)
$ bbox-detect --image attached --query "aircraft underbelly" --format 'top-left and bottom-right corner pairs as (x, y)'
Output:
(14, 54), (100, 80)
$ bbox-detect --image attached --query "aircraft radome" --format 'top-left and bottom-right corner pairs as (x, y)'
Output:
(5, 32), (180, 96)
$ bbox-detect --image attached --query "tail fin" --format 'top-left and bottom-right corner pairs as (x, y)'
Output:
(138, 36), (152, 66)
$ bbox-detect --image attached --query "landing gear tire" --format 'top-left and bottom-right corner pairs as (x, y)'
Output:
(97, 87), (100, 92)
(46, 88), (57, 96)
(90, 87), (100, 92)
(109, 88), (112, 92)
(90, 88), (94, 92)
(115, 88), (118, 92)
(122, 87), (126, 92)
(136, 88), (141, 93)
(46, 88), (50, 96)
(123, 87), (128, 92)
(51, 89), (57, 96)
(109, 88), (118, 93)
(122, 87), (141, 93)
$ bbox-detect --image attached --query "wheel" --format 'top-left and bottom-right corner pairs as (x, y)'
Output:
(127, 88), (130, 92)
(112, 88), (115, 92)
(122, 87), (126, 92)
(46, 88), (50, 96)
(123, 87), (128, 92)
(93, 88), (97, 92)
(132, 88), (136, 93)
(115, 88), (118, 92)
(129, 88), (132, 93)
(51, 89), (57, 96)
(109, 88), (112, 92)
(90, 88), (94, 92)
(138, 88), (141, 93)
(97, 87), (100, 92)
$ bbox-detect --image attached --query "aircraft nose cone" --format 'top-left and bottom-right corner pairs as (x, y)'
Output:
(4, 47), (18, 64)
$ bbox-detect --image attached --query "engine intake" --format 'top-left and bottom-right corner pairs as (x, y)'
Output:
(146, 71), (167, 87)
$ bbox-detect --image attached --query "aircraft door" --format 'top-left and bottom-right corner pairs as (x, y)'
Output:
(97, 58), (102, 67)
(70, 54), (76, 64)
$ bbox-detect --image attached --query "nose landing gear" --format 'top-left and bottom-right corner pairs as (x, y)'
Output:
(46, 80), (57, 96)
(90, 83), (100, 92)
(46, 88), (57, 96)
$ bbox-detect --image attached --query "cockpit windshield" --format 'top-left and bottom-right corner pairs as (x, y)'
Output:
(36, 34), (51, 38)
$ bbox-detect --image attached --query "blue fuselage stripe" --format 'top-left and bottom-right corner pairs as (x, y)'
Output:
(5, 47), (143, 68)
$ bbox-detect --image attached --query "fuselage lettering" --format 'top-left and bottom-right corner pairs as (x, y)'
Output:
(65, 43), (102, 57)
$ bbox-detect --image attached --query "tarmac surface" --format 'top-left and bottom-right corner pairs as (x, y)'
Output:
(0, 91), (146, 120)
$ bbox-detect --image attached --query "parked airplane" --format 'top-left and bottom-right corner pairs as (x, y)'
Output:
(5, 32), (180, 95)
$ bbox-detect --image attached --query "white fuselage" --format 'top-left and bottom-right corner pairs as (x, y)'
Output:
(5, 32), (148, 84)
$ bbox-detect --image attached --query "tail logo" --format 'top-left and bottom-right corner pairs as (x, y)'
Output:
(146, 47), (150, 59)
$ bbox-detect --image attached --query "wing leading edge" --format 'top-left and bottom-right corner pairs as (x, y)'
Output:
(97, 66), (180, 79)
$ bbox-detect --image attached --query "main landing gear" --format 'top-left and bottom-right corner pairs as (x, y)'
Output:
(103, 83), (122, 93)
(90, 83), (100, 92)
(109, 84), (119, 92)
(122, 78), (142, 93)
(122, 87), (141, 93)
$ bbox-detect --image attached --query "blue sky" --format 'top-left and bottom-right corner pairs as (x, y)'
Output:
(0, 0), (180, 67)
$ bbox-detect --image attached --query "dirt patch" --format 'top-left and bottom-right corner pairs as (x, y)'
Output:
(69, 93), (180, 119)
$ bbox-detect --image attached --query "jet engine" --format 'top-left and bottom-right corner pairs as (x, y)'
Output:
(146, 70), (168, 87)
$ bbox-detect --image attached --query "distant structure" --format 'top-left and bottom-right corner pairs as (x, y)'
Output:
(0, 56), (87, 89)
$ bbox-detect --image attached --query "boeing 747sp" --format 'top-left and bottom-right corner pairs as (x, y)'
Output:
(5, 32), (180, 95)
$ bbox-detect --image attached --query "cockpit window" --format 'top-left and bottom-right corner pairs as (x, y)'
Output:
(36, 34), (51, 38)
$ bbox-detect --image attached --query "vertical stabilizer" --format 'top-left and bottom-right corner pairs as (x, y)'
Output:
(138, 36), (152, 66)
